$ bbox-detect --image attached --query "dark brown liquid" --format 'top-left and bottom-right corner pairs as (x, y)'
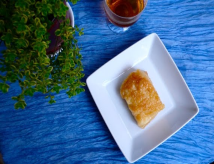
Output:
(107, 0), (144, 17)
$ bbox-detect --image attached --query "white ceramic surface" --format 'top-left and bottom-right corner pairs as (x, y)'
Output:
(86, 33), (199, 163)
(66, 2), (74, 27)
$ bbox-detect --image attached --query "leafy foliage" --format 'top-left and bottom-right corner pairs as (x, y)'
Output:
(0, 0), (85, 109)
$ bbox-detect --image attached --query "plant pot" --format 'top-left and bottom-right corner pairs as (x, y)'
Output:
(46, 2), (74, 55)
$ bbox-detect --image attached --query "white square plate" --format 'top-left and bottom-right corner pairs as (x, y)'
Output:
(86, 33), (199, 163)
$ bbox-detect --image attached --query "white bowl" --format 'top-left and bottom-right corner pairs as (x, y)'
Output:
(87, 33), (199, 163)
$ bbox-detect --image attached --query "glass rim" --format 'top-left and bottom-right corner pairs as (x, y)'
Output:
(104, 0), (148, 19)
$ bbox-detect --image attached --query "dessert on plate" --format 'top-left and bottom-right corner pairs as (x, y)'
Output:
(120, 69), (165, 128)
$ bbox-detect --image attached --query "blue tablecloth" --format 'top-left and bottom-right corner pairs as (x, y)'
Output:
(0, 0), (214, 163)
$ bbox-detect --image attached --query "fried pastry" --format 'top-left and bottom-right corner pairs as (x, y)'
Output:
(120, 69), (165, 128)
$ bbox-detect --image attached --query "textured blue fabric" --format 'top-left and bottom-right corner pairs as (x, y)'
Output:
(0, 0), (214, 163)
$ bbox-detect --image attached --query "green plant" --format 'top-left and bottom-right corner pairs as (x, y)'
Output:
(0, 0), (85, 109)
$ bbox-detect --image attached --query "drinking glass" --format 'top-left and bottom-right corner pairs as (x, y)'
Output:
(104, 0), (148, 33)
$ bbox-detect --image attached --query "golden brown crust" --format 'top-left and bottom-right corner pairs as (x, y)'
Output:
(120, 69), (165, 128)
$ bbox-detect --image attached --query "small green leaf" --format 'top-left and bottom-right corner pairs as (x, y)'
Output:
(43, 57), (50, 65)
(65, 19), (70, 25)
(17, 49), (25, 54)
(53, 85), (61, 93)
(16, 23), (29, 33)
(14, 100), (27, 109)
(20, 14), (28, 24)
(15, 38), (29, 48)
(55, 29), (61, 36)
(30, 81), (37, 86)
(35, 26), (46, 39)
(25, 70), (30, 77)
(3, 50), (17, 62)
(33, 41), (48, 52)
(41, 4), (52, 16)
(0, 75), (6, 82)
(15, 0), (30, 9)
(81, 82), (86, 86)
(35, 2), (42, 11)
(24, 87), (35, 96)
(47, 66), (53, 72)
(0, 83), (10, 93)
(49, 99), (56, 104)
(34, 17), (41, 26)
(57, 55), (63, 61)
(12, 97), (19, 101)
(54, 2), (68, 17)
(75, 87), (84, 94)
(66, 90), (76, 98)
(18, 72), (24, 78)
(7, 71), (18, 82)
(1, 32), (13, 45)
(23, 80), (29, 86)
(70, 0), (79, 4)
